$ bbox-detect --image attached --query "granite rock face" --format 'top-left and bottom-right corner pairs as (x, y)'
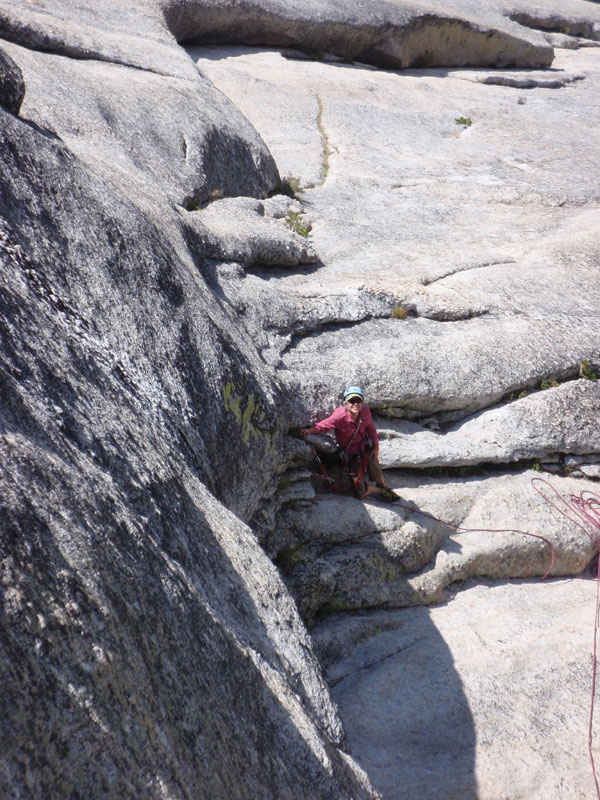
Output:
(3, 0), (600, 798)
(0, 2), (381, 797)
(378, 379), (600, 469)
(272, 472), (597, 621)
(323, 578), (600, 800)
(166, 0), (554, 69)
(190, 8), (600, 796)
(0, 109), (375, 799)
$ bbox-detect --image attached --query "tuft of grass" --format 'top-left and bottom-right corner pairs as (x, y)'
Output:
(540, 378), (559, 390)
(185, 187), (223, 211)
(285, 211), (311, 237)
(390, 306), (409, 320)
(315, 597), (350, 619)
(316, 95), (333, 186)
(580, 359), (597, 381)
(274, 545), (304, 573)
(455, 116), (472, 127)
(279, 174), (303, 198)
(296, 45), (324, 61)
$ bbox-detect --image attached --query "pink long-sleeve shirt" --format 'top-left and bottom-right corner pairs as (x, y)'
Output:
(312, 405), (379, 455)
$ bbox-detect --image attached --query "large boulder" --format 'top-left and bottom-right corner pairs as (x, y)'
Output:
(167, 0), (554, 69)
(0, 43), (375, 800)
(378, 379), (600, 468)
(0, 39), (279, 210)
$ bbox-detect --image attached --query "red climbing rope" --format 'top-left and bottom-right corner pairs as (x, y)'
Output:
(392, 475), (600, 797)
(529, 477), (600, 798)
(590, 559), (600, 800)
(392, 490), (556, 578)
(389, 475), (600, 795)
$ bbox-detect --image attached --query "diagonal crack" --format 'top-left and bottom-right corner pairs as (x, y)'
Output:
(422, 260), (517, 286)
(329, 634), (425, 686)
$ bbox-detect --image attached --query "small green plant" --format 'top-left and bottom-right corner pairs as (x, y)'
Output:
(531, 461), (541, 472)
(280, 174), (303, 198)
(285, 210), (311, 237)
(580, 359), (597, 381)
(296, 45), (325, 61)
(316, 95), (333, 186)
(315, 598), (350, 619)
(455, 116), (472, 127)
(540, 378), (559, 390)
(185, 187), (223, 211)
(390, 306), (409, 320)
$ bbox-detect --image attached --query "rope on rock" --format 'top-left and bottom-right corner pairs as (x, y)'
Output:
(530, 477), (600, 798)
(392, 488), (556, 578)
(391, 476), (600, 797)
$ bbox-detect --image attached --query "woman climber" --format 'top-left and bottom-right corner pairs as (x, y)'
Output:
(300, 386), (399, 501)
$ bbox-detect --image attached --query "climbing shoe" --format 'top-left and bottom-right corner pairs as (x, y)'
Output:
(378, 485), (401, 503)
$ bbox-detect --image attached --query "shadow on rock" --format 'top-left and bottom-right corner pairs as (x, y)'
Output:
(314, 605), (477, 800)
(272, 492), (455, 623)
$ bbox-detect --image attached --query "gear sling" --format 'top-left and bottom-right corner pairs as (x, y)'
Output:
(308, 417), (370, 498)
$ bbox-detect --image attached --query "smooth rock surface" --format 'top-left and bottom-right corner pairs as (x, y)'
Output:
(1, 39), (279, 209)
(378, 379), (600, 468)
(327, 578), (600, 800)
(194, 44), (600, 424)
(274, 471), (597, 620)
(176, 0), (554, 69)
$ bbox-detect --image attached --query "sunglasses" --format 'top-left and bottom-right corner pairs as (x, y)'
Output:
(346, 397), (363, 404)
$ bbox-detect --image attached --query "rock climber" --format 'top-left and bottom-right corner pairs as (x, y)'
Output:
(301, 386), (399, 501)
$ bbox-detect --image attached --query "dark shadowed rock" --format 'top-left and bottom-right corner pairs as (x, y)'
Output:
(0, 47), (24, 114)
(164, 0), (554, 69)
(0, 97), (376, 800)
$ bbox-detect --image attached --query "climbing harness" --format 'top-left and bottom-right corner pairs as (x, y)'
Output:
(310, 443), (368, 495)
(308, 417), (369, 496)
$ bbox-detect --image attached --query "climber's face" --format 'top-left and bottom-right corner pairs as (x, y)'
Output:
(345, 397), (362, 419)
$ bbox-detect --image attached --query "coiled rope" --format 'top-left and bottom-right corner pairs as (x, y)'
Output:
(391, 476), (600, 797)
(530, 478), (600, 798)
